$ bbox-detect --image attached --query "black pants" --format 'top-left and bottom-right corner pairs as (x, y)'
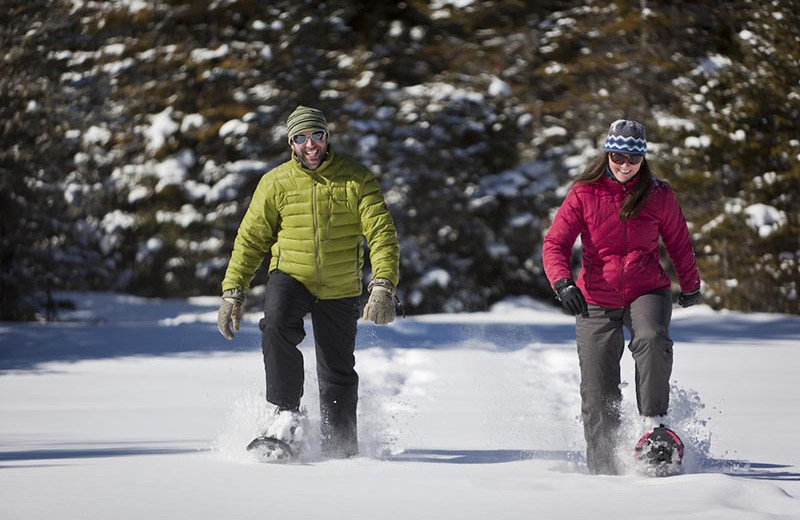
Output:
(259, 270), (361, 458)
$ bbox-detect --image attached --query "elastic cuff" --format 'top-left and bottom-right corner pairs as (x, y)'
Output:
(553, 278), (574, 292)
(368, 278), (395, 295)
(222, 288), (245, 302)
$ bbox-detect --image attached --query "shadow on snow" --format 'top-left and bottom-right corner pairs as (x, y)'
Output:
(0, 321), (258, 371)
(384, 448), (582, 465)
(1, 293), (797, 372)
(384, 449), (800, 482)
(0, 319), (578, 372)
(0, 440), (208, 464)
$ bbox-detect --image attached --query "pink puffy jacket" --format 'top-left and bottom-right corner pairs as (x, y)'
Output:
(543, 175), (701, 308)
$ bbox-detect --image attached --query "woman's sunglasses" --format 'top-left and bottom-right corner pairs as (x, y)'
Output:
(291, 130), (327, 145)
(608, 152), (644, 165)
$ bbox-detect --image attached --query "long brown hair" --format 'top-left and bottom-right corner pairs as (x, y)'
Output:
(573, 153), (653, 220)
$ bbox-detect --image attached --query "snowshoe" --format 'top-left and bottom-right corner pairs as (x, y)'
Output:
(634, 425), (684, 477)
(247, 408), (308, 463)
(246, 436), (297, 462)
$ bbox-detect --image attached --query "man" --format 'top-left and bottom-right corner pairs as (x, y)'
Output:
(217, 105), (400, 459)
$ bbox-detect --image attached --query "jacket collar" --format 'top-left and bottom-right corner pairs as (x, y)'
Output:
(603, 165), (641, 191)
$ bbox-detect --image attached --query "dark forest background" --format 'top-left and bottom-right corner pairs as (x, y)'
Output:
(2, 0), (798, 320)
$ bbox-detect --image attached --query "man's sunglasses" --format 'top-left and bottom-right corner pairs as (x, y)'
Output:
(608, 152), (644, 165)
(291, 130), (327, 145)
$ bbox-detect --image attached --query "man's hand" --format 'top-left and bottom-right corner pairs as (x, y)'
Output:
(363, 279), (396, 325)
(554, 278), (589, 317)
(218, 289), (245, 340)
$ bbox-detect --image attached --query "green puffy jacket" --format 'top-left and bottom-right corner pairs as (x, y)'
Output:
(221, 146), (399, 299)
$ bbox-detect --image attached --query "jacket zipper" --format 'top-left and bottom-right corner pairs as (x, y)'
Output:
(326, 189), (332, 239)
(355, 236), (364, 294)
(620, 183), (628, 307)
(312, 182), (321, 299)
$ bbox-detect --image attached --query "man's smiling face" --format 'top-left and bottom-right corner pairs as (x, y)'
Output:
(290, 130), (328, 170)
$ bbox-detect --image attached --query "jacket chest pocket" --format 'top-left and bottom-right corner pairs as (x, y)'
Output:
(329, 185), (357, 219)
(330, 186), (349, 203)
(279, 191), (309, 219)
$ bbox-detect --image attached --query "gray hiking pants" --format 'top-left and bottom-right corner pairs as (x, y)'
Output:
(575, 289), (673, 474)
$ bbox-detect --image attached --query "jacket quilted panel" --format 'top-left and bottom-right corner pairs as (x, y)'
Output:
(222, 147), (399, 299)
(543, 175), (700, 308)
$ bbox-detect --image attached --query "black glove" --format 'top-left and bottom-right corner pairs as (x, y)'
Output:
(678, 289), (702, 308)
(554, 278), (588, 317)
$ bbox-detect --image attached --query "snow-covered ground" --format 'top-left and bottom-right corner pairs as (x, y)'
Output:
(1, 293), (799, 519)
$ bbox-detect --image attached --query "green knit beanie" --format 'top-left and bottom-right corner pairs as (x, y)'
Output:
(286, 105), (328, 142)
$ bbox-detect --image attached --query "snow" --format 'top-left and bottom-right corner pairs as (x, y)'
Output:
(419, 268), (451, 288)
(154, 150), (195, 192)
(488, 76), (512, 98)
(694, 54), (733, 76)
(156, 205), (204, 228)
(219, 119), (249, 138)
(82, 125), (112, 146)
(744, 203), (787, 238)
(191, 44), (231, 63)
(654, 113), (696, 132)
(685, 135), (712, 148)
(1, 293), (799, 519)
(180, 113), (206, 132)
(432, 0), (477, 9)
(144, 108), (179, 153)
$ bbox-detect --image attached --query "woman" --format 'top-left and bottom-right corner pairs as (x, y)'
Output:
(542, 119), (701, 475)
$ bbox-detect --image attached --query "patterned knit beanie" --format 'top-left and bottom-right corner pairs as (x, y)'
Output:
(286, 105), (328, 142)
(603, 119), (647, 155)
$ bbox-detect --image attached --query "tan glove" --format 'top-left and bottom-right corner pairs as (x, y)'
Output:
(362, 279), (396, 325)
(217, 289), (245, 340)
